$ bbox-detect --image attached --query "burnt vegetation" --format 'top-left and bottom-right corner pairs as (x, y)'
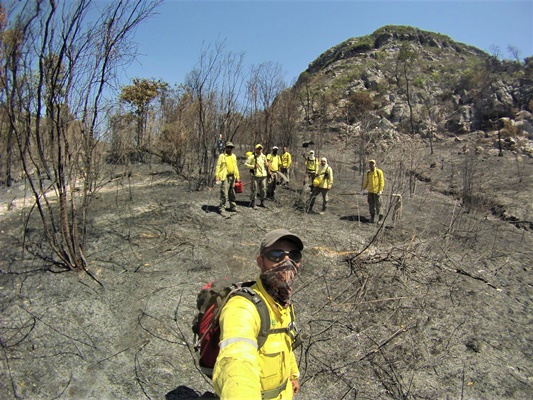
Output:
(0, 5), (532, 399)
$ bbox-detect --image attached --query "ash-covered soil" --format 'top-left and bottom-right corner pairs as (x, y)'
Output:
(0, 138), (532, 399)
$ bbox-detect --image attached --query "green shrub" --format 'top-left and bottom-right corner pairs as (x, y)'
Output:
(413, 76), (427, 88)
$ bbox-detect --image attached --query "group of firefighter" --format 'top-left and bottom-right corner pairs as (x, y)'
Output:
(215, 141), (385, 221)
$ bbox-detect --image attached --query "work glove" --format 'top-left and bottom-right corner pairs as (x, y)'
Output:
(378, 191), (383, 195)
(361, 189), (367, 195)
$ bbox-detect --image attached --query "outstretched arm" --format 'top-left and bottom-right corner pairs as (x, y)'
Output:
(213, 296), (262, 399)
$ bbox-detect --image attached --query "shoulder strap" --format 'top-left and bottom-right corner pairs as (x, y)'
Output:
(232, 287), (271, 349)
(231, 284), (298, 350)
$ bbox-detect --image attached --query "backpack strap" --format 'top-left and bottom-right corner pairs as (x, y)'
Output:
(233, 287), (272, 349)
(234, 287), (300, 351)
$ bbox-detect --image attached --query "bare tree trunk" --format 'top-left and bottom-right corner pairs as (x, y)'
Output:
(5, 126), (14, 186)
(1, 0), (162, 270)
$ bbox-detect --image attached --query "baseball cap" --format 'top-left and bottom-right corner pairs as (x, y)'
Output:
(255, 144), (263, 149)
(260, 229), (304, 253)
(225, 141), (235, 148)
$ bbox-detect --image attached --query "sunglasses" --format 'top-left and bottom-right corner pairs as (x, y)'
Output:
(263, 249), (302, 263)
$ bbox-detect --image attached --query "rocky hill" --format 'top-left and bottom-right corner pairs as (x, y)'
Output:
(292, 25), (533, 156)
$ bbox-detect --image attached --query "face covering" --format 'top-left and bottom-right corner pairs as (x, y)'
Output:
(260, 259), (299, 308)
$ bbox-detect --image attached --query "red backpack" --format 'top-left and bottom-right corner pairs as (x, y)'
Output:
(192, 278), (272, 378)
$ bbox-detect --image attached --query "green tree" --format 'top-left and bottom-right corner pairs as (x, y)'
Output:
(119, 77), (165, 161)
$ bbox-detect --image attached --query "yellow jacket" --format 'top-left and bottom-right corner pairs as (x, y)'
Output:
(245, 153), (269, 178)
(281, 152), (292, 169)
(267, 154), (282, 172)
(213, 279), (300, 400)
(362, 168), (384, 194)
(314, 163), (333, 189)
(305, 157), (318, 174)
(216, 153), (240, 181)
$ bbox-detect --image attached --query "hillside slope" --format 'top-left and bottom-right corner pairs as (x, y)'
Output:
(291, 25), (533, 156)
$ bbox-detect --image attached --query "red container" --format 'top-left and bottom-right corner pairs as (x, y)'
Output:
(234, 180), (243, 193)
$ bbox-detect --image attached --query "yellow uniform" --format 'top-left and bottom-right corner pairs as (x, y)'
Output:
(305, 157), (318, 174)
(362, 168), (384, 194)
(216, 153), (240, 181)
(281, 152), (292, 170)
(314, 163), (333, 189)
(245, 154), (269, 178)
(267, 154), (282, 173)
(213, 279), (300, 399)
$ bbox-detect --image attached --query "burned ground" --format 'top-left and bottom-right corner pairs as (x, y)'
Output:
(0, 137), (532, 399)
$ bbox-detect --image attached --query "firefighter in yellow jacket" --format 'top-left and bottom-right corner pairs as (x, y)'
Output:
(362, 159), (385, 223)
(307, 157), (333, 214)
(304, 150), (318, 186)
(215, 141), (240, 213)
(213, 229), (304, 399)
(266, 146), (282, 199)
(245, 144), (269, 209)
(280, 146), (292, 186)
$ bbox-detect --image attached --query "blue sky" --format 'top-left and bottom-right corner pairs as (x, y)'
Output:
(121, 0), (533, 88)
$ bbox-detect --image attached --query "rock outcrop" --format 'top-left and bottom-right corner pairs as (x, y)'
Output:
(292, 25), (533, 154)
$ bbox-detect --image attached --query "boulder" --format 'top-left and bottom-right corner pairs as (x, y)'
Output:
(515, 110), (533, 121)
(446, 105), (473, 134)
(390, 103), (408, 123)
(362, 69), (385, 91)
(515, 119), (533, 138)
